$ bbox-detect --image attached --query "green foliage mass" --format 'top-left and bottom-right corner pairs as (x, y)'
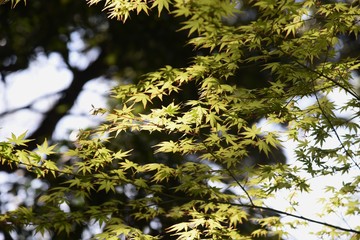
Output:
(1, 0), (360, 239)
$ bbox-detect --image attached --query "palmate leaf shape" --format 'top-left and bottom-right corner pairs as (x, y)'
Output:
(86, 0), (171, 22)
(7, 132), (31, 146)
(88, 1), (359, 238)
(36, 139), (56, 156)
(0, 0), (360, 239)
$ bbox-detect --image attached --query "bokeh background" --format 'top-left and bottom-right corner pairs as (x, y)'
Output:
(0, 1), (359, 239)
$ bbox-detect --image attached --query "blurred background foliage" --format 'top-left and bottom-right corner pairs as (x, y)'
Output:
(0, 0), (359, 239)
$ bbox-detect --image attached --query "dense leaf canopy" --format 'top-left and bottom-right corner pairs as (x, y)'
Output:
(0, 0), (359, 239)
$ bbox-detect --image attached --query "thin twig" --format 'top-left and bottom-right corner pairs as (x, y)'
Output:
(228, 202), (360, 234)
(2, 150), (359, 234)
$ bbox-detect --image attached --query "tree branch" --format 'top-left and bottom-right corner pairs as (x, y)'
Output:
(231, 202), (360, 234)
(0, 90), (64, 118)
(2, 153), (359, 235)
(23, 50), (108, 150)
(281, 48), (360, 101)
